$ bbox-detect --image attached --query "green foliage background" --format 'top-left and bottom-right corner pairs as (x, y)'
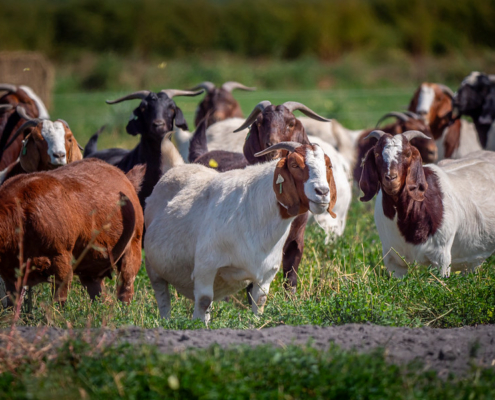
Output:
(2, 0), (495, 60)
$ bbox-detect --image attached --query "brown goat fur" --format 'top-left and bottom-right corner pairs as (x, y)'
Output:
(195, 89), (244, 127)
(353, 118), (436, 183)
(0, 159), (144, 306)
(0, 120), (83, 185)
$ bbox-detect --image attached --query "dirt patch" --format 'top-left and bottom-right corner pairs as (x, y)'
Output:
(3, 324), (495, 377)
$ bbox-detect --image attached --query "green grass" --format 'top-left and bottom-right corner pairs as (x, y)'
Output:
(2, 198), (494, 331)
(1, 338), (495, 399)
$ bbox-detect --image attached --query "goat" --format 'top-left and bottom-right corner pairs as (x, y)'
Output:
(0, 84), (50, 169)
(84, 89), (203, 208)
(0, 107), (83, 185)
(408, 82), (481, 160)
(359, 129), (495, 278)
(191, 81), (255, 127)
(0, 159), (144, 306)
(452, 72), (495, 149)
(144, 137), (337, 322)
(190, 100), (335, 292)
(353, 112), (437, 183)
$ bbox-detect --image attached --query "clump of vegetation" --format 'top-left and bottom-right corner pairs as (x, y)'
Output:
(1, 338), (494, 399)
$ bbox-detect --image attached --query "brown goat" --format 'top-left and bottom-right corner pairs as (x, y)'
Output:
(0, 159), (144, 306)
(0, 108), (83, 185)
(0, 84), (49, 169)
(191, 81), (255, 127)
(353, 112), (437, 183)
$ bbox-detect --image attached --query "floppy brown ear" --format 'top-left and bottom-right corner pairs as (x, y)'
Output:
(359, 148), (379, 202)
(325, 156), (337, 218)
(437, 97), (452, 119)
(274, 158), (300, 217)
(70, 138), (83, 162)
(19, 134), (40, 173)
(406, 147), (428, 201)
(243, 123), (263, 164)
(293, 121), (311, 145)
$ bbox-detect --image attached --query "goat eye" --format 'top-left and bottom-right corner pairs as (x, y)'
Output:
(291, 163), (299, 169)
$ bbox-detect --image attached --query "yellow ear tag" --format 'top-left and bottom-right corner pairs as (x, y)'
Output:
(209, 158), (219, 168)
(276, 174), (284, 193)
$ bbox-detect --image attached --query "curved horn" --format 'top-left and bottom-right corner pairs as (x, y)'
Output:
(0, 84), (17, 93)
(0, 104), (13, 112)
(254, 141), (303, 157)
(281, 102), (331, 122)
(4, 119), (40, 150)
(403, 111), (420, 119)
(16, 106), (36, 121)
(189, 82), (216, 93)
(221, 81), (256, 93)
(402, 130), (431, 142)
(160, 89), (204, 98)
(438, 84), (455, 99)
(106, 91), (150, 104)
(364, 130), (387, 141)
(57, 119), (70, 129)
(233, 100), (272, 132)
(375, 111), (409, 127)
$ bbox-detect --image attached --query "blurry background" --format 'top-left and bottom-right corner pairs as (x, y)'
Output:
(1, 0), (494, 148)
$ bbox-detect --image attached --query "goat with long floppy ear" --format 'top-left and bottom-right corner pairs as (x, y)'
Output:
(402, 131), (429, 201)
(254, 141), (338, 218)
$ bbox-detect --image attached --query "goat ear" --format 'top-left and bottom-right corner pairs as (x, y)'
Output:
(126, 110), (142, 136)
(19, 134), (40, 173)
(174, 106), (188, 130)
(243, 123), (263, 164)
(406, 147), (428, 201)
(325, 156), (337, 218)
(359, 148), (379, 202)
(293, 121), (311, 144)
(437, 98), (452, 119)
(70, 138), (83, 162)
(274, 158), (300, 217)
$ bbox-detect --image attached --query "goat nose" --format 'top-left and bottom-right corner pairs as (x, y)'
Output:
(385, 174), (397, 181)
(53, 151), (66, 159)
(153, 120), (165, 126)
(315, 187), (329, 196)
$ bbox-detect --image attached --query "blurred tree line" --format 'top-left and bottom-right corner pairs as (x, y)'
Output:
(1, 0), (494, 60)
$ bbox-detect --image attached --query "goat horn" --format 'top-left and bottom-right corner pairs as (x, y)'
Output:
(16, 106), (36, 121)
(402, 130), (431, 142)
(0, 104), (13, 112)
(189, 82), (216, 92)
(106, 91), (151, 104)
(364, 130), (387, 141)
(221, 81), (256, 93)
(4, 119), (40, 150)
(375, 111), (409, 127)
(254, 141), (303, 157)
(0, 84), (17, 93)
(403, 111), (420, 119)
(160, 89), (204, 98)
(438, 84), (455, 99)
(57, 119), (70, 129)
(234, 100), (272, 132)
(282, 102), (331, 122)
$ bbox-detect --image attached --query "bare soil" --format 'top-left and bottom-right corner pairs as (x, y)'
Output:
(3, 324), (495, 377)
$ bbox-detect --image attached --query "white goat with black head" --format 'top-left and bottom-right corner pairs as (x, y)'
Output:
(359, 129), (495, 277)
(144, 135), (338, 322)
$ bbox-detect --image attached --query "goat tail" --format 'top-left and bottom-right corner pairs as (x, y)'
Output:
(188, 113), (210, 163)
(160, 131), (184, 175)
(111, 192), (136, 263)
(125, 164), (146, 194)
(83, 125), (106, 158)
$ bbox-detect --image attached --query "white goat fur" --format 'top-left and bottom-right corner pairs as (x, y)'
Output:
(307, 135), (352, 240)
(375, 150), (495, 278)
(144, 137), (331, 322)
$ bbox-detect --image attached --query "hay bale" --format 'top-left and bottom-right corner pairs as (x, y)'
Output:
(0, 51), (54, 109)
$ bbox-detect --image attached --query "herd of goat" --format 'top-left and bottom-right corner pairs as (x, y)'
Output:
(0, 71), (494, 322)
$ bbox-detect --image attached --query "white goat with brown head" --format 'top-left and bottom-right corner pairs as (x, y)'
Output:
(144, 135), (337, 323)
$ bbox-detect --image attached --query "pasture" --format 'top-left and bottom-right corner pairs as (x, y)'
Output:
(1, 88), (495, 399)
(1, 88), (494, 331)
